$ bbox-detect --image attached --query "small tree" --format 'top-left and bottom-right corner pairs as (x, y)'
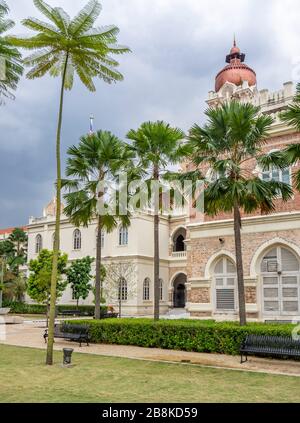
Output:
(27, 249), (68, 325)
(104, 261), (137, 318)
(8, 228), (28, 276)
(66, 256), (94, 309)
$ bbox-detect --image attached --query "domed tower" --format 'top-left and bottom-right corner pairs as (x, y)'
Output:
(207, 38), (258, 107)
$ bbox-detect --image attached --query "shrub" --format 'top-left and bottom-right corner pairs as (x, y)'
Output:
(3, 301), (107, 316)
(69, 319), (296, 356)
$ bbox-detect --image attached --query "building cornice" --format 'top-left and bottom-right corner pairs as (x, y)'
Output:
(188, 211), (300, 232)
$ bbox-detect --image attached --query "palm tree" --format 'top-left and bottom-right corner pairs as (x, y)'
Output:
(184, 102), (293, 325)
(127, 121), (186, 320)
(63, 130), (134, 319)
(9, 0), (130, 365)
(0, 0), (23, 103)
(280, 83), (300, 190)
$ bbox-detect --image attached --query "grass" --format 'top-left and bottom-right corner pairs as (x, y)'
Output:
(0, 345), (300, 403)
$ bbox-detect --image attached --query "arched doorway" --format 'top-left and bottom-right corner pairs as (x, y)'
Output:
(173, 274), (187, 308)
(261, 246), (300, 317)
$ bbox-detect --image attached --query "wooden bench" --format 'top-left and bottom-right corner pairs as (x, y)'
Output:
(240, 334), (300, 364)
(44, 323), (90, 347)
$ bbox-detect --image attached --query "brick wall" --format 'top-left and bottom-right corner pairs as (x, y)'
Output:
(187, 229), (300, 279)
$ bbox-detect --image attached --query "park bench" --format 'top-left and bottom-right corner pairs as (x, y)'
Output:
(240, 334), (300, 364)
(44, 323), (90, 347)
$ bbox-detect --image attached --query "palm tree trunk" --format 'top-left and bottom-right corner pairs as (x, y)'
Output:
(95, 215), (102, 320)
(154, 214), (160, 320)
(233, 204), (247, 326)
(46, 55), (69, 366)
(153, 165), (160, 321)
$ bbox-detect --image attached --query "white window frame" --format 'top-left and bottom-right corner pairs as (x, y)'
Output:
(159, 279), (164, 301)
(118, 278), (128, 301)
(35, 234), (42, 254)
(95, 229), (105, 249)
(260, 150), (292, 186)
(143, 278), (150, 301)
(119, 226), (128, 246)
(214, 257), (237, 313)
(73, 229), (82, 251)
(261, 246), (300, 317)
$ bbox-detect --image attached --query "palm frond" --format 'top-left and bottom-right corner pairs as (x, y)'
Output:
(22, 17), (60, 36)
(8, 0), (129, 93)
(69, 0), (102, 36)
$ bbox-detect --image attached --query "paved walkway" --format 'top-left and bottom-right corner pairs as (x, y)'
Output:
(1, 321), (300, 377)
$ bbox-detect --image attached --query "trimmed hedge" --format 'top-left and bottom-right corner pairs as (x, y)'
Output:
(69, 318), (297, 356)
(3, 301), (107, 316)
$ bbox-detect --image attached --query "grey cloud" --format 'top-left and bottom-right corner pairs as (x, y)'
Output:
(1, 0), (300, 227)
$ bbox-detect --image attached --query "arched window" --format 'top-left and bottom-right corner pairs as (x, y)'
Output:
(73, 229), (82, 250)
(261, 246), (300, 316)
(159, 278), (164, 301)
(262, 166), (291, 185)
(35, 234), (42, 254)
(214, 257), (237, 312)
(118, 278), (128, 301)
(261, 151), (291, 185)
(119, 226), (128, 246)
(172, 228), (186, 252)
(143, 278), (150, 301)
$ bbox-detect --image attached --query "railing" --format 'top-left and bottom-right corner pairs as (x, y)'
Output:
(171, 251), (187, 259)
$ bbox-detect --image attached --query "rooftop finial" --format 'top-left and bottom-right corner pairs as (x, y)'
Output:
(233, 34), (236, 47)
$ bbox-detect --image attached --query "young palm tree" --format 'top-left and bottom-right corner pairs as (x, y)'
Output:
(0, 0), (23, 103)
(127, 121), (186, 320)
(280, 83), (300, 190)
(9, 0), (130, 365)
(184, 102), (293, 325)
(63, 130), (134, 319)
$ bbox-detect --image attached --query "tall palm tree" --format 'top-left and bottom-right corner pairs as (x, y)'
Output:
(127, 121), (186, 320)
(185, 102), (293, 325)
(9, 0), (130, 365)
(63, 130), (134, 319)
(280, 83), (300, 190)
(0, 0), (23, 103)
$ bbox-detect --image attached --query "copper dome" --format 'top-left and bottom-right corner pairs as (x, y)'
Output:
(215, 41), (257, 92)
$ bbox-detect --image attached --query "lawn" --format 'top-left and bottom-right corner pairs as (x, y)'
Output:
(0, 345), (300, 403)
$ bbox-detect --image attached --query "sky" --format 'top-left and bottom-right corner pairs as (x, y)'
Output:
(1, 0), (300, 228)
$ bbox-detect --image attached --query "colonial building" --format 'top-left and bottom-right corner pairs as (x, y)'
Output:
(26, 41), (300, 322)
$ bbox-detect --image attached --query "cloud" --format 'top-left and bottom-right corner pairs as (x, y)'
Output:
(1, 0), (300, 227)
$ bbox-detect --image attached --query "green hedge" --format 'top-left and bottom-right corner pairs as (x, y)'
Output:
(69, 318), (296, 356)
(3, 301), (107, 316)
